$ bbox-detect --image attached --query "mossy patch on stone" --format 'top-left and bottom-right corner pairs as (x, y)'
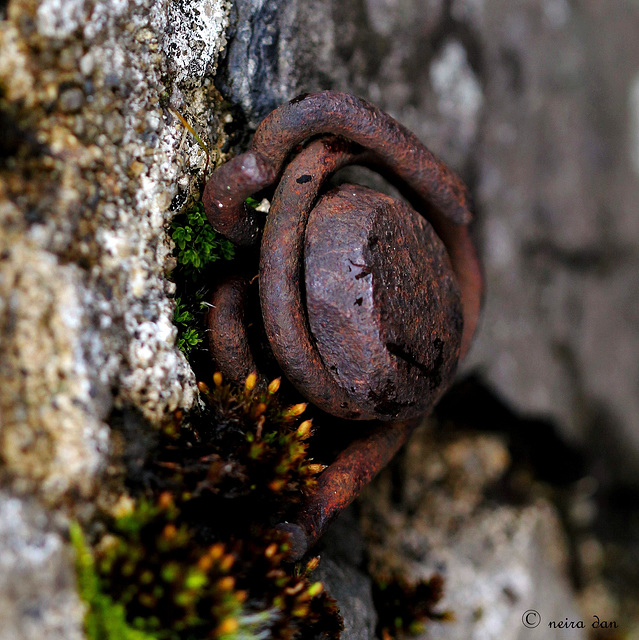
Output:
(72, 374), (342, 640)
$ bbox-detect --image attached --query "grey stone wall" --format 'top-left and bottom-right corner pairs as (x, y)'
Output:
(217, 1), (639, 636)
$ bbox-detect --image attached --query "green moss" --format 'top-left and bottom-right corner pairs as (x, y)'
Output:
(194, 374), (320, 503)
(171, 200), (234, 280)
(91, 499), (247, 640)
(72, 490), (340, 640)
(70, 521), (158, 640)
(76, 374), (342, 640)
(169, 198), (234, 356)
(71, 501), (257, 640)
(172, 298), (203, 355)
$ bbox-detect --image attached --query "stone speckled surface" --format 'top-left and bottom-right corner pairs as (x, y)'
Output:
(361, 424), (584, 640)
(0, 0), (231, 501)
(0, 493), (85, 640)
(0, 0), (230, 635)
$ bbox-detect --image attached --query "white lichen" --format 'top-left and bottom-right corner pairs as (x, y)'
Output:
(160, 0), (231, 85)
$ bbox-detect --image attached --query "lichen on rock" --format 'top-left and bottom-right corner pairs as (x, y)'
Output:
(0, 0), (231, 501)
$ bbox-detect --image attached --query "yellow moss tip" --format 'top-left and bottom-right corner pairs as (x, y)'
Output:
(268, 478), (286, 492)
(217, 576), (236, 591)
(268, 377), (281, 394)
(213, 372), (223, 387)
(290, 403), (307, 417)
(245, 372), (257, 392)
(219, 554), (235, 572)
(285, 582), (305, 596)
(208, 543), (225, 561)
(111, 494), (136, 518)
(236, 590), (247, 603)
(307, 464), (327, 475)
(307, 581), (323, 597)
(162, 524), (177, 540)
(158, 491), (174, 510)
(197, 554), (214, 572)
(265, 543), (278, 558)
(198, 380), (210, 394)
(217, 617), (239, 635)
(305, 556), (320, 572)
(296, 420), (313, 439)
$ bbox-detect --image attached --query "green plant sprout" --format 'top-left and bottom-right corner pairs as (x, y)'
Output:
(171, 201), (234, 279)
(172, 298), (203, 354)
(170, 199), (234, 356)
(70, 521), (157, 640)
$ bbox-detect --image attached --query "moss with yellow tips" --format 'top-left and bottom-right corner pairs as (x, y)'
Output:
(73, 491), (341, 640)
(74, 372), (342, 640)
(188, 373), (321, 506)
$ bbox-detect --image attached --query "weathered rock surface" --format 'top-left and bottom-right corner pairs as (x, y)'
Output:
(361, 424), (584, 640)
(219, 0), (639, 485)
(0, 492), (84, 640)
(467, 1), (639, 485)
(1, 0), (231, 635)
(0, 0), (230, 501)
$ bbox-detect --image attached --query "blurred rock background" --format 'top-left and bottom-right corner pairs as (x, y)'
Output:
(1, 0), (638, 638)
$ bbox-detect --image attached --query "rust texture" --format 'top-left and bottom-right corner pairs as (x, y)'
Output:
(259, 138), (367, 419)
(208, 275), (266, 388)
(203, 91), (483, 559)
(303, 182), (462, 419)
(277, 418), (420, 561)
(203, 90), (482, 355)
